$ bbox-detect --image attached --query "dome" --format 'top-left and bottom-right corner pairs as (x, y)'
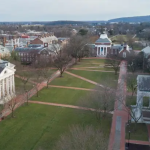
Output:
(100, 34), (108, 39)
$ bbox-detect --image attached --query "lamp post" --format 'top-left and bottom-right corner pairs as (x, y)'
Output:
(26, 90), (29, 105)
(128, 130), (131, 148)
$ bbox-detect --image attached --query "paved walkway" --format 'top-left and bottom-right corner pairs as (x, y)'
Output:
(49, 85), (96, 91)
(70, 68), (114, 73)
(29, 100), (114, 114)
(108, 61), (128, 150)
(65, 71), (104, 88)
(125, 140), (150, 146)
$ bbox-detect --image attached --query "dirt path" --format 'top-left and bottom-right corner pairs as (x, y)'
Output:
(29, 100), (114, 114)
(65, 71), (104, 88)
(70, 68), (114, 72)
(49, 85), (96, 91)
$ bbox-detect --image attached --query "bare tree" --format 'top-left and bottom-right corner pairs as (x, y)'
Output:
(53, 125), (108, 150)
(127, 75), (137, 96)
(67, 35), (89, 62)
(53, 46), (72, 77)
(106, 57), (121, 75)
(79, 85), (116, 120)
(8, 96), (17, 118)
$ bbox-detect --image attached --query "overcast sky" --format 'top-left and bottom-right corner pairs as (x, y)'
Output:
(0, 0), (150, 21)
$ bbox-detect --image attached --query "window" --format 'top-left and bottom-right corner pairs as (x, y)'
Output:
(123, 52), (126, 58)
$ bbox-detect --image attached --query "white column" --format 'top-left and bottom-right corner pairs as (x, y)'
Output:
(0, 80), (1, 100)
(100, 47), (101, 55)
(6, 77), (9, 96)
(10, 76), (13, 94)
(2, 79), (5, 98)
(97, 47), (98, 56)
(13, 75), (15, 93)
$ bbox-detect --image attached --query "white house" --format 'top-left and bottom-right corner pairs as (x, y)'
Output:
(0, 60), (16, 104)
(95, 33), (112, 56)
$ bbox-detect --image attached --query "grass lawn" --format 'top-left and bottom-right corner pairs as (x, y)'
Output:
(68, 69), (118, 88)
(15, 77), (33, 92)
(30, 87), (89, 105)
(50, 73), (95, 89)
(126, 123), (149, 141)
(0, 104), (112, 150)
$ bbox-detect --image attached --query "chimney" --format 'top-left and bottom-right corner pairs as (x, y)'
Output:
(3, 37), (6, 47)
(44, 43), (48, 47)
(14, 45), (16, 50)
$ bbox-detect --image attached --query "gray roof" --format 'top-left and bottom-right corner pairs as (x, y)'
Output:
(87, 44), (95, 49)
(0, 60), (9, 73)
(0, 66), (4, 73)
(138, 75), (150, 92)
(95, 38), (111, 43)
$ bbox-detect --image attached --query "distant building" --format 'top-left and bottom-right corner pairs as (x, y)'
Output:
(0, 45), (11, 58)
(58, 37), (70, 46)
(15, 44), (60, 64)
(89, 33), (133, 58)
(0, 60), (16, 104)
(142, 46), (150, 58)
(30, 33), (58, 46)
(132, 75), (150, 124)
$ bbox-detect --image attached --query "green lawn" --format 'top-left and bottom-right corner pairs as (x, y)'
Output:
(0, 104), (112, 150)
(50, 73), (95, 89)
(30, 87), (89, 105)
(68, 69), (118, 88)
(126, 123), (148, 141)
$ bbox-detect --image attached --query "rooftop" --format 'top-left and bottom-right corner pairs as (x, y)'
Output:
(137, 75), (150, 92)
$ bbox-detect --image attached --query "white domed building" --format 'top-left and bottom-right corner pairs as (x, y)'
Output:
(95, 33), (112, 56)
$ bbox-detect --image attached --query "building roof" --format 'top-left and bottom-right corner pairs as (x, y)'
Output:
(95, 33), (111, 44)
(142, 46), (150, 57)
(137, 75), (150, 92)
(0, 45), (10, 54)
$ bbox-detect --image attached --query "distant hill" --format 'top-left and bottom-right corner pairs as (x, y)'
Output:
(45, 21), (88, 25)
(108, 15), (150, 23)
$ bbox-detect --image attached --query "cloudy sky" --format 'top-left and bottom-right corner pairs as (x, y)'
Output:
(0, 0), (150, 21)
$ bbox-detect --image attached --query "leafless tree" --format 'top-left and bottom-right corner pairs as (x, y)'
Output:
(53, 125), (108, 150)
(127, 75), (137, 96)
(106, 57), (121, 75)
(53, 46), (72, 77)
(8, 96), (18, 118)
(67, 35), (90, 62)
(79, 85), (116, 121)
(33, 70), (42, 97)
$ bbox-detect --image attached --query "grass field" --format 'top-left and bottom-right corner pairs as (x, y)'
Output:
(0, 58), (116, 150)
(126, 123), (148, 141)
(30, 87), (89, 105)
(50, 73), (95, 89)
(0, 104), (112, 150)
(68, 69), (118, 88)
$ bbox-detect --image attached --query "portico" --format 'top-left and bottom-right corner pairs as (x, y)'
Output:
(0, 60), (16, 104)
(95, 33), (112, 57)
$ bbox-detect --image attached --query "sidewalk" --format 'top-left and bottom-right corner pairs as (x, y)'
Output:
(108, 61), (128, 150)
